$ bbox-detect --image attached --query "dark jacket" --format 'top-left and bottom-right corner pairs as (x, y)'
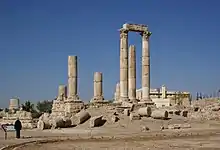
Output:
(14, 120), (22, 130)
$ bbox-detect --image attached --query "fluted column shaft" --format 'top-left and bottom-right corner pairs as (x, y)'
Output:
(128, 45), (136, 101)
(119, 29), (129, 101)
(141, 31), (151, 102)
(114, 83), (120, 102)
(68, 56), (79, 101)
(92, 72), (104, 102)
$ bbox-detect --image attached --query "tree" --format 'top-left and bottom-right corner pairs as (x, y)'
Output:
(36, 100), (53, 113)
(21, 101), (35, 112)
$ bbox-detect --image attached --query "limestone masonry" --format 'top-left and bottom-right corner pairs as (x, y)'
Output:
(2, 23), (192, 130)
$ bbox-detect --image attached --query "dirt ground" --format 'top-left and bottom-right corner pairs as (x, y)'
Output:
(16, 135), (220, 150)
(2, 99), (220, 149)
(1, 121), (220, 150)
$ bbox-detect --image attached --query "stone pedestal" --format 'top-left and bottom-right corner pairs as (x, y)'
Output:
(51, 100), (65, 116)
(64, 101), (84, 115)
(119, 29), (129, 102)
(91, 72), (104, 103)
(141, 31), (152, 103)
(128, 45), (138, 103)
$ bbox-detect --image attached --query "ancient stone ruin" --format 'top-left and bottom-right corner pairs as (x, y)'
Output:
(119, 24), (153, 104)
(2, 109), (35, 129)
(1, 23), (194, 132)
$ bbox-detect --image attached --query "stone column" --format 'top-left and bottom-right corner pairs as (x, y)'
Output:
(57, 85), (67, 101)
(114, 83), (120, 103)
(128, 45), (137, 102)
(141, 31), (152, 103)
(119, 29), (129, 102)
(91, 72), (104, 102)
(67, 56), (80, 101)
(161, 85), (167, 99)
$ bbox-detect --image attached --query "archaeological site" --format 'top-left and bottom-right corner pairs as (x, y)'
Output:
(1, 23), (220, 150)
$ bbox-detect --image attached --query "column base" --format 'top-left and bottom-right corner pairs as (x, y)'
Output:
(64, 96), (84, 115)
(139, 98), (154, 105)
(119, 96), (129, 102)
(90, 96), (104, 103)
(66, 95), (82, 102)
(129, 98), (139, 104)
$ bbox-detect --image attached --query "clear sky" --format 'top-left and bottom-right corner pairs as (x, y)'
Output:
(0, 0), (220, 107)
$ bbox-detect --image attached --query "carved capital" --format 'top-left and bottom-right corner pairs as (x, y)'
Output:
(140, 31), (152, 40)
(120, 28), (128, 39)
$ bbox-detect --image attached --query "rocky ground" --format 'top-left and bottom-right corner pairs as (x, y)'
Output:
(1, 99), (220, 149)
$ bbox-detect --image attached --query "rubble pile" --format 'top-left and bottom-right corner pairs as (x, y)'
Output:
(189, 99), (220, 121)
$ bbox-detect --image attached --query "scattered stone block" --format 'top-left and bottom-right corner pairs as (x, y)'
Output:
(168, 123), (191, 129)
(138, 107), (151, 117)
(51, 117), (65, 129)
(181, 110), (188, 117)
(141, 126), (149, 132)
(111, 115), (119, 123)
(174, 110), (181, 115)
(121, 101), (134, 111)
(71, 111), (91, 125)
(124, 109), (130, 116)
(194, 107), (200, 112)
(37, 120), (51, 130)
(212, 106), (220, 111)
(90, 115), (103, 128)
(180, 123), (191, 129)
(129, 113), (140, 121)
(151, 110), (168, 120)
(62, 117), (72, 127)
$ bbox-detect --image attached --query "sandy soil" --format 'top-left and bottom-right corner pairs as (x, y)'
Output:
(16, 135), (220, 150)
(2, 100), (220, 149)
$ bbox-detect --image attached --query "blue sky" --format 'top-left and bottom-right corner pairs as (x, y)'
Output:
(0, 0), (220, 107)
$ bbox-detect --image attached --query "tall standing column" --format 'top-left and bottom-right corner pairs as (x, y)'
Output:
(141, 31), (152, 102)
(91, 72), (104, 102)
(67, 55), (80, 101)
(119, 29), (129, 102)
(128, 45), (137, 102)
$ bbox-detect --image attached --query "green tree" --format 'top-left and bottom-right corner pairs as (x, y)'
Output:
(21, 100), (35, 112)
(36, 100), (53, 113)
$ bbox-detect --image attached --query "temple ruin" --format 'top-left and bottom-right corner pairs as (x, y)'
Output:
(119, 23), (153, 104)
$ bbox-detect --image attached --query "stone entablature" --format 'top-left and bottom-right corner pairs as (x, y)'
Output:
(123, 23), (148, 32)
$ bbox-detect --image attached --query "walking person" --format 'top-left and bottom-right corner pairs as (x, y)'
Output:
(14, 118), (22, 139)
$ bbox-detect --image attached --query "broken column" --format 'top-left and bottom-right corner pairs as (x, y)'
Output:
(57, 85), (67, 101)
(91, 72), (104, 103)
(119, 28), (129, 102)
(65, 56), (84, 115)
(141, 31), (152, 103)
(51, 85), (66, 116)
(128, 45), (137, 102)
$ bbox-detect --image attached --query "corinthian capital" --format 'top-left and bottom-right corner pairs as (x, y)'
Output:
(119, 28), (128, 39)
(141, 31), (152, 40)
